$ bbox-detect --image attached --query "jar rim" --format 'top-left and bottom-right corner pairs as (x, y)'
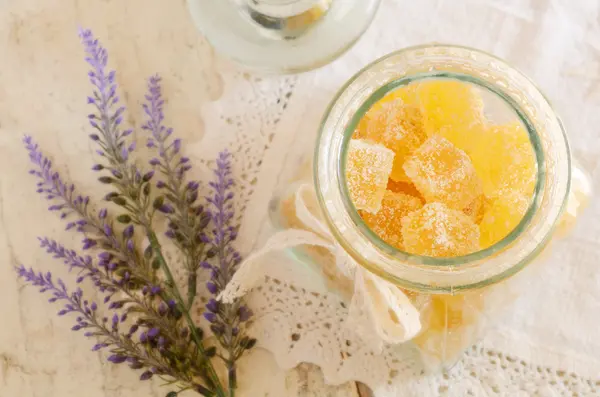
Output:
(313, 44), (571, 292)
(339, 71), (545, 267)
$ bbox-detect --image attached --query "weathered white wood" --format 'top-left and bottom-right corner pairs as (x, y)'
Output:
(0, 0), (360, 395)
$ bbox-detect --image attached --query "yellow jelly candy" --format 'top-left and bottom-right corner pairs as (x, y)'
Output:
(427, 293), (484, 330)
(470, 121), (537, 198)
(403, 135), (482, 210)
(387, 179), (424, 203)
(360, 191), (423, 250)
(414, 292), (484, 366)
(463, 194), (486, 224)
(369, 83), (421, 112)
(401, 202), (481, 257)
(354, 98), (426, 182)
(346, 139), (395, 214)
(480, 190), (531, 248)
(418, 80), (485, 150)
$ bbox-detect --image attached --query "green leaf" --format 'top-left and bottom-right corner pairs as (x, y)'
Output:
(112, 197), (127, 206)
(205, 247), (217, 259)
(116, 214), (132, 224)
(166, 392), (177, 397)
(205, 346), (217, 357)
(104, 192), (119, 201)
(245, 338), (257, 350)
(144, 245), (153, 260)
(143, 183), (151, 196)
(198, 212), (211, 229)
(153, 196), (165, 210)
(98, 176), (114, 184)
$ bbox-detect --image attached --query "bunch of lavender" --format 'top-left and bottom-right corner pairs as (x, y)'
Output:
(16, 28), (254, 397)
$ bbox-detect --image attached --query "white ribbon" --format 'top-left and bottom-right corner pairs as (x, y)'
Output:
(219, 184), (421, 348)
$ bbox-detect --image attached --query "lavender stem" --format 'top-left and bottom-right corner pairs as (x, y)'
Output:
(147, 231), (225, 397)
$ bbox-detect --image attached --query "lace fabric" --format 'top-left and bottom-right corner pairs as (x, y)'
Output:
(196, 1), (600, 395)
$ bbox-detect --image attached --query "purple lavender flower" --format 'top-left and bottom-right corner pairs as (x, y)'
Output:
(24, 136), (90, 228)
(141, 75), (207, 308)
(201, 151), (255, 389)
(15, 265), (207, 393)
(80, 29), (154, 231)
(23, 136), (154, 284)
(18, 28), (242, 397)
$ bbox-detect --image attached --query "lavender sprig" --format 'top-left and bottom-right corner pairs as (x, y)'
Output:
(143, 76), (209, 309)
(24, 136), (156, 287)
(18, 27), (253, 397)
(79, 28), (226, 396)
(80, 28), (154, 228)
(202, 151), (255, 393)
(16, 266), (213, 396)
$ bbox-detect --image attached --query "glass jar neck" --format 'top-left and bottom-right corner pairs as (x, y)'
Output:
(314, 45), (571, 293)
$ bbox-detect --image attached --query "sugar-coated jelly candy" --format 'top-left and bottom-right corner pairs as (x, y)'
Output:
(369, 84), (421, 112)
(360, 191), (423, 250)
(418, 80), (485, 149)
(386, 179), (424, 202)
(402, 202), (481, 257)
(479, 190), (531, 248)
(470, 121), (536, 198)
(346, 139), (395, 214)
(355, 99), (426, 182)
(403, 135), (482, 211)
(463, 194), (486, 224)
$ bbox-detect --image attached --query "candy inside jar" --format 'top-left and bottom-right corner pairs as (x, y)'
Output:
(345, 78), (540, 367)
(268, 46), (591, 371)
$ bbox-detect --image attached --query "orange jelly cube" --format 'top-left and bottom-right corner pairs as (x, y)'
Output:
(403, 135), (482, 210)
(360, 191), (423, 250)
(401, 202), (481, 257)
(346, 139), (395, 214)
(355, 98), (426, 182)
(386, 179), (424, 202)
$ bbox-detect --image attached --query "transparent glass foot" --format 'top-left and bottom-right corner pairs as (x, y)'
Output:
(187, 0), (381, 73)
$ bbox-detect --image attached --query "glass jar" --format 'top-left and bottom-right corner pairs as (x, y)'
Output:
(270, 45), (592, 370)
(187, 0), (381, 73)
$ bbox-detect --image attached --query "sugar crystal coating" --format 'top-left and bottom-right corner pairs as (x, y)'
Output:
(401, 202), (481, 257)
(346, 139), (395, 214)
(355, 99), (426, 182)
(370, 84), (421, 112)
(403, 135), (482, 210)
(360, 191), (422, 250)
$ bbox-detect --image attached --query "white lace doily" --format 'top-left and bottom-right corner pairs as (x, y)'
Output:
(4, 0), (600, 396)
(199, 0), (600, 395)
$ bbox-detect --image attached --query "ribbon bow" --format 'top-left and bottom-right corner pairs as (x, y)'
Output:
(219, 184), (421, 349)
